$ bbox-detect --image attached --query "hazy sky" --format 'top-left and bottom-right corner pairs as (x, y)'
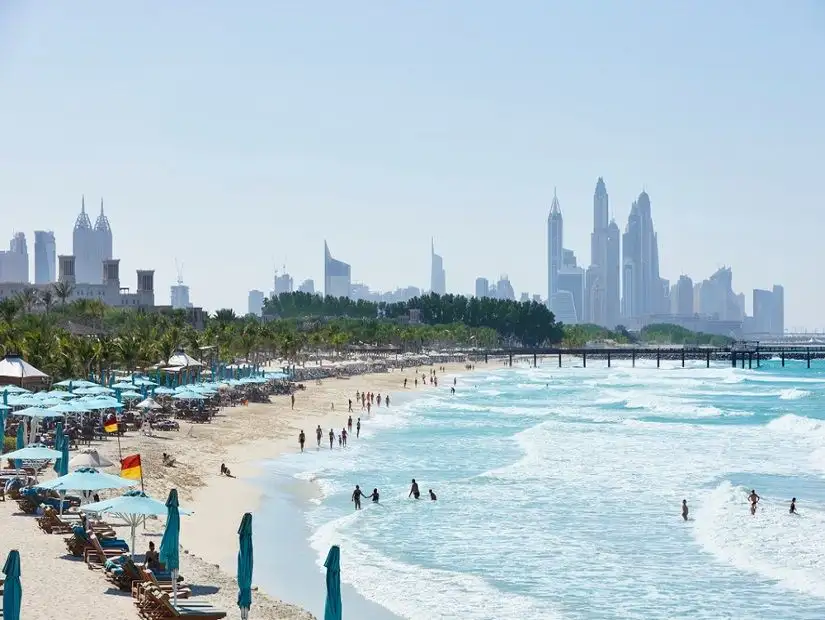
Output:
(1, 2), (823, 328)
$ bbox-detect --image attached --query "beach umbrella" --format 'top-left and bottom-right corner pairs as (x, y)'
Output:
(172, 391), (204, 400)
(159, 489), (181, 604)
(120, 391), (142, 400)
(153, 386), (176, 395)
(37, 467), (138, 492)
(324, 545), (342, 620)
(48, 402), (81, 415)
(14, 421), (25, 469)
(54, 379), (95, 388)
(46, 389), (75, 399)
(3, 444), (62, 461)
(237, 513), (253, 620)
(2, 549), (22, 620)
(87, 386), (115, 395)
(135, 397), (161, 410)
(1, 385), (29, 394)
(68, 449), (114, 469)
(53, 423), (67, 475)
(14, 406), (64, 419)
(82, 490), (191, 558)
(111, 381), (135, 390)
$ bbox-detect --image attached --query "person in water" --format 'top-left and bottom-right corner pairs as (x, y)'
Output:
(682, 499), (689, 521)
(368, 488), (380, 503)
(356, 418), (361, 438)
(748, 489), (760, 515)
(352, 485), (366, 510)
(298, 430), (305, 453)
(790, 497), (797, 514)
(328, 428), (335, 449)
(409, 478), (420, 499)
(316, 425), (322, 448)
(429, 489), (437, 501)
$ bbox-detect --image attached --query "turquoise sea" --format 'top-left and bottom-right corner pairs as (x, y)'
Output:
(270, 359), (825, 619)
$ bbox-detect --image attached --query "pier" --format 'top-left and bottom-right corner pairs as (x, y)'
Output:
(348, 344), (825, 369)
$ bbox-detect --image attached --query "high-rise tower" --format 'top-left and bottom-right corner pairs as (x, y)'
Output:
(72, 195), (98, 284)
(430, 239), (446, 295)
(621, 190), (664, 320)
(94, 198), (113, 271)
(547, 189), (563, 301)
(34, 231), (56, 284)
(324, 241), (351, 299)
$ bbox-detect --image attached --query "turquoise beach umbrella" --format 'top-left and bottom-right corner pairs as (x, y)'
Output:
(53, 422), (65, 474)
(324, 545), (342, 620)
(159, 489), (181, 604)
(237, 513), (254, 619)
(15, 421), (25, 469)
(55, 435), (69, 477)
(2, 549), (22, 620)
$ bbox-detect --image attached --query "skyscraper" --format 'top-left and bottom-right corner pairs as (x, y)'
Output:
(621, 191), (664, 319)
(474, 277), (489, 298)
(72, 196), (96, 283)
(248, 290), (265, 316)
(547, 189), (563, 302)
(430, 240), (446, 295)
(673, 275), (694, 316)
(34, 230), (56, 284)
(605, 218), (621, 326)
(94, 199), (113, 277)
(0, 233), (29, 282)
(324, 241), (351, 299)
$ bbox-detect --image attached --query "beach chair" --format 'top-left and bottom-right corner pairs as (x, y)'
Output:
(136, 586), (225, 619)
(131, 565), (191, 602)
(66, 526), (128, 557)
(39, 507), (117, 536)
(85, 532), (130, 569)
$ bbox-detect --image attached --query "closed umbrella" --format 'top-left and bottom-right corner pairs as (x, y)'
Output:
(2, 549), (22, 620)
(53, 423), (66, 474)
(14, 422), (25, 469)
(159, 489), (181, 605)
(54, 435), (69, 477)
(324, 545), (342, 620)
(237, 513), (253, 620)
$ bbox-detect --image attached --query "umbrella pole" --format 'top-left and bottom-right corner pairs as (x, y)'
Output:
(59, 490), (65, 516)
(131, 522), (136, 559)
(172, 569), (178, 605)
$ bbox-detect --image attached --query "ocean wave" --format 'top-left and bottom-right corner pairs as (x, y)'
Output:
(692, 481), (825, 599)
(308, 513), (563, 620)
(779, 388), (812, 400)
(766, 414), (825, 437)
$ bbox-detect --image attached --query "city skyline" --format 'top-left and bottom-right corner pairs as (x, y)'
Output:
(0, 3), (822, 327)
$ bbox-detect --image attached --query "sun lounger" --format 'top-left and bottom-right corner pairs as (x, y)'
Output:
(85, 532), (130, 569)
(136, 585), (225, 619)
(66, 526), (128, 557)
(39, 506), (116, 536)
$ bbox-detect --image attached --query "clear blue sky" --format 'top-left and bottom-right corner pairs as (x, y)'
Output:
(1, 1), (823, 329)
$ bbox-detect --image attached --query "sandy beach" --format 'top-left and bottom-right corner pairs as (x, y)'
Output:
(1, 360), (475, 619)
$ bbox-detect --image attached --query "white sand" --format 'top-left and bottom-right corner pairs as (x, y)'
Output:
(2, 361), (474, 619)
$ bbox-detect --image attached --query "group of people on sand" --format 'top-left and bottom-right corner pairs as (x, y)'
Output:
(350, 478), (437, 510)
(680, 489), (799, 521)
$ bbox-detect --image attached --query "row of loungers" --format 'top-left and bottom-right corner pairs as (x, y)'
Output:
(31, 500), (227, 619)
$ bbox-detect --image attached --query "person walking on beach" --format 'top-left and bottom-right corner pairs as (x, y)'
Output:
(748, 489), (760, 515)
(291, 393), (295, 410)
(368, 488), (380, 503)
(342, 428), (348, 447)
(409, 479), (421, 499)
(298, 430), (306, 453)
(681, 499), (689, 521)
(316, 425), (322, 449)
(356, 417), (361, 438)
(329, 428), (335, 449)
(377, 393), (382, 406)
(386, 394), (390, 407)
(404, 377), (408, 388)
(348, 416), (353, 433)
(348, 399), (353, 412)
(790, 497), (798, 514)
(352, 485), (366, 510)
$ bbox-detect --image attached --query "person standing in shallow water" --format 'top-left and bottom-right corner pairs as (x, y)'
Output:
(329, 428), (335, 449)
(348, 416), (353, 433)
(356, 418), (361, 438)
(352, 485), (365, 510)
(681, 499), (688, 521)
(316, 425), (322, 449)
(409, 479), (420, 499)
(748, 489), (760, 515)
(790, 497), (797, 514)
(298, 430), (306, 453)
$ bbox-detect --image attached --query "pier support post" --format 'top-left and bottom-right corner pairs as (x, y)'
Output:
(485, 353), (488, 364)
(731, 351), (736, 367)
(607, 352), (611, 368)
(756, 349), (760, 368)
(748, 352), (752, 369)
(509, 352), (513, 367)
(741, 354), (745, 369)
(781, 351), (785, 367)
(558, 352), (562, 368)
(681, 349), (685, 368)
(807, 348), (811, 369)
(533, 352), (537, 368)
(583, 352), (587, 368)
(632, 350), (636, 367)
(706, 350), (711, 368)
(657, 349), (660, 368)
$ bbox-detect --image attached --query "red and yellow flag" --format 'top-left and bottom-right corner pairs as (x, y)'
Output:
(121, 454), (142, 480)
(104, 415), (118, 433)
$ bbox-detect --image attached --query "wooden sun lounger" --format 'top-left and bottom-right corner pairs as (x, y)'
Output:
(131, 565), (191, 601)
(85, 533), (129, 570)
(136, 585), (225, 620)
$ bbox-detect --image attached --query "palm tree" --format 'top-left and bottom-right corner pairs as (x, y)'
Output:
(0, 298), (20, 326)
(52, 281), (74, 306)
(39, 288), (55, 314)
(115, 333), (142, 371)
(17, 287), (39, 314)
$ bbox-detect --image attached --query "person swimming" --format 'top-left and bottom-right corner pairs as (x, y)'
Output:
(681, 499), (688, 521)
(748, 489), (760, 515)
(368, 488), (380, 503)
(429, 489), (437, 501)
(790, 497), (797, 514)
(409, 478), (420, 499)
